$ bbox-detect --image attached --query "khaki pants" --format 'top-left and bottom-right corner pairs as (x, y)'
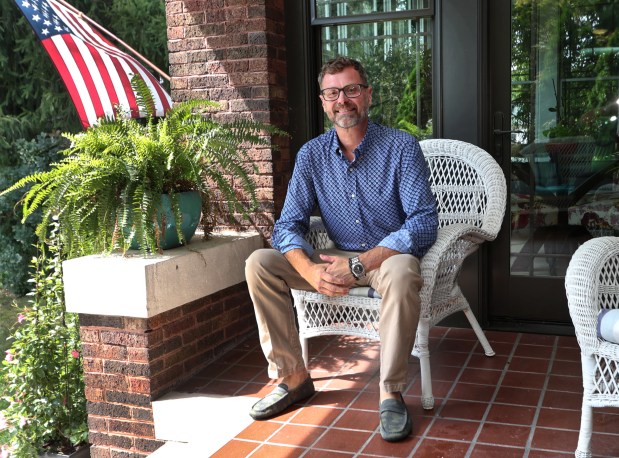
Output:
(245, 248), (422, 393)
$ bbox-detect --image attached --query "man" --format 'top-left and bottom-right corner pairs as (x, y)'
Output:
(245, 57), (438, 442)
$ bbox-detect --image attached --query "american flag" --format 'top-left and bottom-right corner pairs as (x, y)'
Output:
(15, 0), (172, 128)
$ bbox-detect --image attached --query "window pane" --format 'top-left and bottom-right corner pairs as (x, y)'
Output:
(509, 0), (619, 277)
(320, 18), (433, 138)
(315, 0), (430, 18)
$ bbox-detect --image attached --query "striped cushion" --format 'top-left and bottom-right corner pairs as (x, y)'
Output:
(598, 309), (619, 344)
(349, 287), (382, 299)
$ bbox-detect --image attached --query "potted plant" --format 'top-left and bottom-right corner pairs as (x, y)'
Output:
(0, 76), (283, 257)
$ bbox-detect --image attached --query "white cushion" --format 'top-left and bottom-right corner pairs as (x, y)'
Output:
(598, 309), (619, 344)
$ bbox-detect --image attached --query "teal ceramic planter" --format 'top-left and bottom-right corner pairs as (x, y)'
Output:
(130, 191), (202, 250)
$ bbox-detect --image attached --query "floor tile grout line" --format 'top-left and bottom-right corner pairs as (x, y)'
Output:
(243, 334), (355, 458)
(464, 332), (523, 458)
(522, 334), (560, 458)
(299, 334), (383, 458)
(405, 327), (480, 458)
(206, 330), (606, 457)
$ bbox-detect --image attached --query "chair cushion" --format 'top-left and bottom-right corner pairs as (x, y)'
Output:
(349, 287), (382, 299)
(597, 309), (619, 344)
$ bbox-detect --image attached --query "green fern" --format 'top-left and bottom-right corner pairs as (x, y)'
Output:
(0, 74), (286, 257)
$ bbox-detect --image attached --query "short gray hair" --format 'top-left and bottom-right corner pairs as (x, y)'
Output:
(317, 57), (369, 87)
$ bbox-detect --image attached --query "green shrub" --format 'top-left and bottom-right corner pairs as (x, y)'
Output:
(1, 224), (87, 456)
(0, 133), (67, 296)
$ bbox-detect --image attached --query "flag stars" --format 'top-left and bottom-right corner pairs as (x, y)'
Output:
(21, 1), (30, 8)
(42, 28), (49, 35)
(32, 14), (41, 21)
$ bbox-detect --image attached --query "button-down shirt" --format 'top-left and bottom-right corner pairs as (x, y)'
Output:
(272, 121), (438, 258)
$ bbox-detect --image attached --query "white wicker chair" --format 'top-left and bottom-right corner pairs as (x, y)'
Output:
(565, 237), (619, 458)
(291, 139), (507, 410)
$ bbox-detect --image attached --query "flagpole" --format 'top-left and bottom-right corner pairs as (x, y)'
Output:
(54, 0), (170, 82)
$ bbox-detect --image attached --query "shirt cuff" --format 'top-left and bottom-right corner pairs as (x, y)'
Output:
(273, 233), (315, 257)
(377, 232), (412, 255)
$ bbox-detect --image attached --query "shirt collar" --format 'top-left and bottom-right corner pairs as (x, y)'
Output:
(328, 120), (376, 158)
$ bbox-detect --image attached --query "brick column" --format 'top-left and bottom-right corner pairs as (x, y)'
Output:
(80, 286), (254, 457)
(63, 234), (262, 457)
(166, 0), (291, 238)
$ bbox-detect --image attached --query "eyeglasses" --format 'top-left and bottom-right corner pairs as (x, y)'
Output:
(320, 84), (369, 101)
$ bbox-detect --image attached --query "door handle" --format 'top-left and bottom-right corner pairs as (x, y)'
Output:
(493, 129), (524, 135)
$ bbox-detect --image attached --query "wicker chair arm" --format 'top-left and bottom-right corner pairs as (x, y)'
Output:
(419, 223), (493, 302)
(598, 341), (619, 360)
(305, 216), (334, 250)
(566, 237), (619, 354)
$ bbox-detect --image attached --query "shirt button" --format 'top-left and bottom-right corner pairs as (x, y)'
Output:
(361, 243), (367, 247)
(351, 194), (355, 198)
(355, 219), (360, 224)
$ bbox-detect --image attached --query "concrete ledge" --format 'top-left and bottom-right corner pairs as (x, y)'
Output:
(63, 231), (262, 318)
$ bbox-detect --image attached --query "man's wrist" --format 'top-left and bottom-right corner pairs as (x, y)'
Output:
(349, 256), (366, 279)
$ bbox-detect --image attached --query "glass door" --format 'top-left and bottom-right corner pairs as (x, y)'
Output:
(489, 0), (619, 328)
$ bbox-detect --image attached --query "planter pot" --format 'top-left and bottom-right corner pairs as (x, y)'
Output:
(129, 191), (202, 250)
(39, 445), (90, 458)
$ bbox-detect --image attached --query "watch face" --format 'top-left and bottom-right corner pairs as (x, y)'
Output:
(353, 264), (364, 275)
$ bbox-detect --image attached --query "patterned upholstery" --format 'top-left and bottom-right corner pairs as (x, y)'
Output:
(565, 237), (619, 457)
(291, 139), (507, 410)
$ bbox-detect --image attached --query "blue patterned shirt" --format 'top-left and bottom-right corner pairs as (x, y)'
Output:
(272, 121), (438, 258)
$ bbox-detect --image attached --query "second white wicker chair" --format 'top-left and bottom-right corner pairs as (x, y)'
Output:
(565, 237), (619, 458)
(291, 139), (507, 410)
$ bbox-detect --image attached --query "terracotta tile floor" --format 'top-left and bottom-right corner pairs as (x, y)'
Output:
(175, 327), (619, 457)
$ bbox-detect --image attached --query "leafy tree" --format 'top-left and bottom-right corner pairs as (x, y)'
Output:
(0, 134), (67, 296)
(0, 0), (168, 294)
(0, 0), (168, 134)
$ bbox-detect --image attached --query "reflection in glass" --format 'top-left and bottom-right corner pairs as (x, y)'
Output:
(320, 18), (432, 137)
(315, 0), (430, 18)
(509, 0), (619, 278)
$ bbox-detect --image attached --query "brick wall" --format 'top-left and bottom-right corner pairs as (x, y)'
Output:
(80, 283), (255, 458)
(166, 0), (291, 239)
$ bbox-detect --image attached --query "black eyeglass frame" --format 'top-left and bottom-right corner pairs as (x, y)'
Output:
(319, 83), (369, 101)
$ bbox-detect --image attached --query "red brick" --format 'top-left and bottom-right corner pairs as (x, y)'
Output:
(128, 377), (151, 394)
(85, 373), (129, 391)
(89, 431), (133, 449)
(162, 315), (195, 338)
(89, 446), (111, 458)
(100, 330), (149, 348)
(134, 437), (165, 454)
(80, 328), (101, 343)
(85, 387), (105, 402)
(108, 419), (155, 437)
(103, 360), (150, 377)
(83, 357), (103, 373)
(131, 407), (153, 422)
(87, 415), (107, 432)
(127, 347), (149, 363)
(82, 343), (128, 361)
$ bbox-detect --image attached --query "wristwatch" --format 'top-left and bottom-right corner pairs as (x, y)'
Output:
(349, 256), (366, 279)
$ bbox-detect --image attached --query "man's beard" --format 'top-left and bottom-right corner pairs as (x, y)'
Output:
(330, 103), (368, 129)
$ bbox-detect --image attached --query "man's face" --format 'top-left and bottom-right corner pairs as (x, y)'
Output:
(320, 66), (372, 129)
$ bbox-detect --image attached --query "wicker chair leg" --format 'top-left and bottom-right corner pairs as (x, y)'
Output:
(415, 319), (435, 410)
(301, 337), (310, 367)
(575, 401), (593, 458)
(463, 308), (495, 356)
(575, 353), (596, 458)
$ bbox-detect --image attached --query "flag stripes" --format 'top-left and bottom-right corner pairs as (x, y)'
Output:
(15, 0), (171, 128)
